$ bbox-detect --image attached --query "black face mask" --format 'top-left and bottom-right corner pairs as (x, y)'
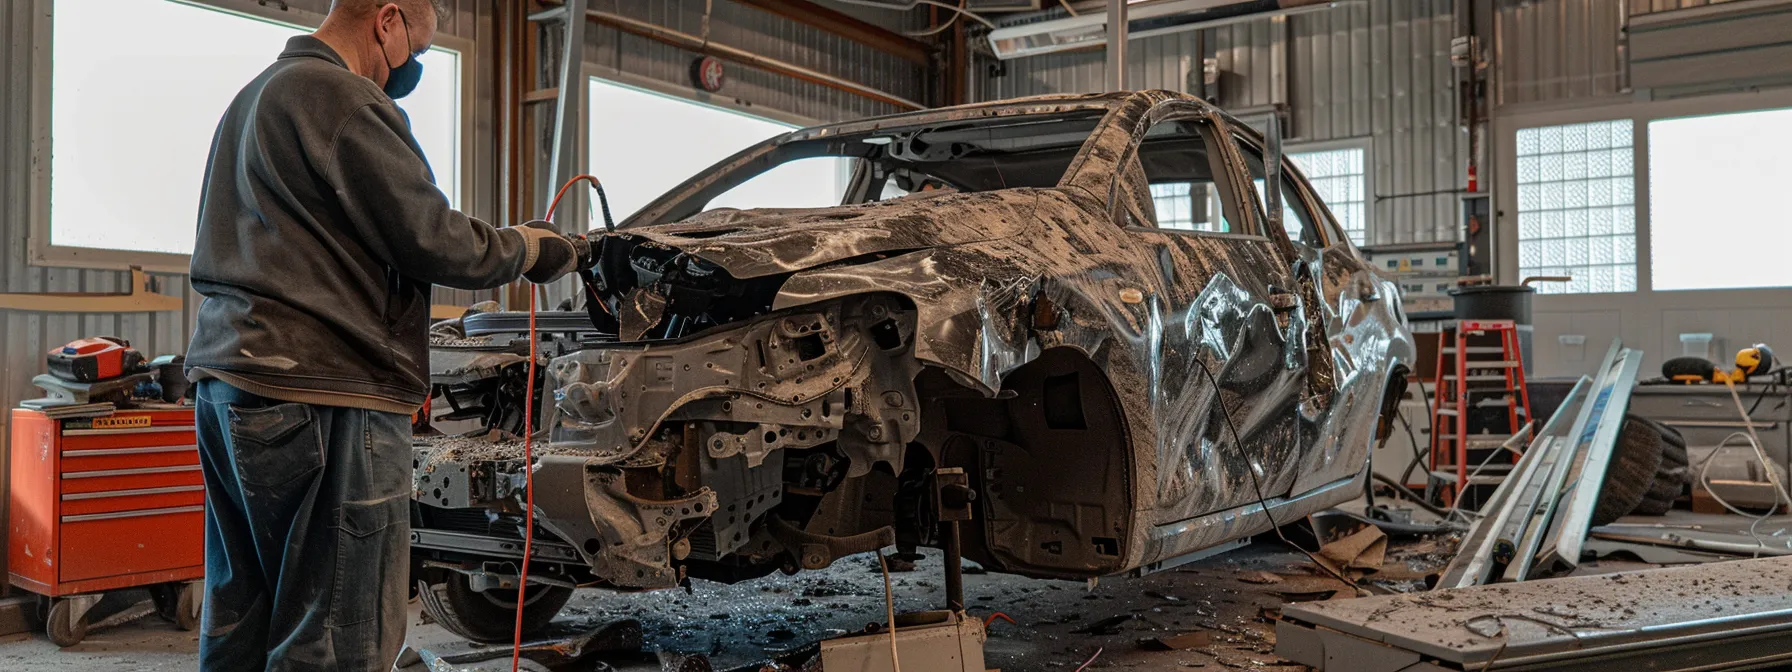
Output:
(380, 10), (425, 99)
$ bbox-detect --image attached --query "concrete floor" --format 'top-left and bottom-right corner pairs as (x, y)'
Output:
(0, 534), (1462, 671)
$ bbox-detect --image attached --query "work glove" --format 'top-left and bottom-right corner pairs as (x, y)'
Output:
(516, 220), (594, 284)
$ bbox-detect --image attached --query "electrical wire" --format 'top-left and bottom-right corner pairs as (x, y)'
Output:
(1690, 377), (1792, 558)
(1694, 432), (1782, 556)
(829, 0), (998, 29)
(1073, 647), (1104, 672)
(509, 176), (596, 672)
(905, 9), (960, 37)
(1191, 357), (1362, 593)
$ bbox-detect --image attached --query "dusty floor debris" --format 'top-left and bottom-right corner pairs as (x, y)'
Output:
(0, 541), (1452, 671)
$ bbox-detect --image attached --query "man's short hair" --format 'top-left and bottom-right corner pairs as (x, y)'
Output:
(330, 0), (448, 22)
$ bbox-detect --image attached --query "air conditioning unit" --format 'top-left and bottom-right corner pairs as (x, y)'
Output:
(987, 0), (1356, 60)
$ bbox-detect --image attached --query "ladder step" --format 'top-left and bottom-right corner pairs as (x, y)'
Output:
(1443, 374), (1513, 382)
(1440, 347), (1506, 355)
(1435, 434), (1515, 447)
(1428, 469), (1511, 485)
(1433, 401), (1527, 415)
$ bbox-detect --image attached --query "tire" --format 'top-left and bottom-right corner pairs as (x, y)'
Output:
(46, 599), (87, 648)
(1632, 417), (1689, 516)
(150, 582), (203, 631)
(1591, 415), (1666, 527)
(418, 575), (573, 643)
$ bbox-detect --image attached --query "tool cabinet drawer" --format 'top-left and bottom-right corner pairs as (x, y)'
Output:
(60, 484), (206, 517)
(59, 507), (205, 583)
(60, 446), (199, 476)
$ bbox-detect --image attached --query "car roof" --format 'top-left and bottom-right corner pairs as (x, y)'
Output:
(783, 90), (1238, 143)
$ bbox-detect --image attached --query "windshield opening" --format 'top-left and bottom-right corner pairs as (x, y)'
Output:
(624, 109), (1111, 227)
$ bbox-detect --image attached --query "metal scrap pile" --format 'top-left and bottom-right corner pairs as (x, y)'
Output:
(1437, 340), (1645, 587)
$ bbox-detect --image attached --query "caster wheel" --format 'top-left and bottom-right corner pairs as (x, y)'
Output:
(173, 583), (202, 631)
(46, 599), (88, 648)
(151, 582), (202, 631)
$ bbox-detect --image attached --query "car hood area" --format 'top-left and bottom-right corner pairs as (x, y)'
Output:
(602, 189), (1043, 280)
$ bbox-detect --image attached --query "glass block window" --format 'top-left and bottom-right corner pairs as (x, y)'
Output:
(1514, 120), (1636, 295)
(1149, 182), (1226, 232)
(1290, 148), (1368, 245)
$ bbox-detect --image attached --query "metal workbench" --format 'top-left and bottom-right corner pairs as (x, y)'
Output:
(1277, 555), (1792, 671)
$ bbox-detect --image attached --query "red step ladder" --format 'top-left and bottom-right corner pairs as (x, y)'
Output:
(1428, 319), (1533, 505)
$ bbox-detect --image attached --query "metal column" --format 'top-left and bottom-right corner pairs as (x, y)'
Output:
(1107, 0), (1127, 91)
(539, 0), (589, 228)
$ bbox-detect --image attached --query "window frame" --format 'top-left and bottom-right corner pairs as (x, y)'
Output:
(1283, 138), (1372, 247)
(1104, 101), (1268, 240)
(27, 0), (476, 273)
(1229, 133), (1351, 250)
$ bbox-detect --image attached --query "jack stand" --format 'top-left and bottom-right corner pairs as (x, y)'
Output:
(933, 467), (976, 614)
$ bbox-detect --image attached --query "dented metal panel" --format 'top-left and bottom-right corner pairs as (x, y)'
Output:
(416, 91), (1413, 591)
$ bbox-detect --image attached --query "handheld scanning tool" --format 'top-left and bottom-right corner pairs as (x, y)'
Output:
(1663, 343), (1776, 384)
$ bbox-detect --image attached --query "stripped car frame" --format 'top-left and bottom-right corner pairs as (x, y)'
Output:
(410, 90), (1414, 639)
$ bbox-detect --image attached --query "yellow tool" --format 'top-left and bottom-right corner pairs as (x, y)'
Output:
(1663, 344), (1776, 384)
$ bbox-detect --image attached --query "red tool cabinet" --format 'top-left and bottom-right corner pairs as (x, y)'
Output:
(7, 408), (204, 644)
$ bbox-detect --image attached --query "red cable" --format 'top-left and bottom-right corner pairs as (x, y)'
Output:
(511, 176), (596, 671)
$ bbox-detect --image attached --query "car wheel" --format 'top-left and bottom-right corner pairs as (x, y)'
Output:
(1591, 415), (1667, 527)
(418, 575), (573, 643)
(1631, 417), (1688, 516)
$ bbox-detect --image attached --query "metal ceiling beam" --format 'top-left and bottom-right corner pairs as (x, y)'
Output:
(729, 0), (934, 66)
(578, 8), (926, 110)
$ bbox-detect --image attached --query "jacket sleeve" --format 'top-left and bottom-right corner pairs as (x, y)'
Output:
(323, 102), (534, 290)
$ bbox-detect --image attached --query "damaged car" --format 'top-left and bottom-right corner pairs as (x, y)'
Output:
(409, 90), (1415, 641)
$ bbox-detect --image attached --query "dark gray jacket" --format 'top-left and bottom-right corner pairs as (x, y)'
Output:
(187, 36), (535, 413)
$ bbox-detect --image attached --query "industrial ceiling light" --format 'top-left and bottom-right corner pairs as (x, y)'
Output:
(987, 0), (1356, 60)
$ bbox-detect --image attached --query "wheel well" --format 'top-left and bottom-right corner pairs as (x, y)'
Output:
(918, 347), (1134, 579)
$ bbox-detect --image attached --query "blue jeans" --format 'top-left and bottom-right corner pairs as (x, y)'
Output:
(194, 379), (411, 671)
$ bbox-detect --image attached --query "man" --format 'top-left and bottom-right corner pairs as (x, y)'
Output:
(185, 1), (586, 669)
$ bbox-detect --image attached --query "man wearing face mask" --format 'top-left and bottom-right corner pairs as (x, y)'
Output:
(185, 1), (586, 669)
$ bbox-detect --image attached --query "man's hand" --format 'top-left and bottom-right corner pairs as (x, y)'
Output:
(516, 220), (594, 284)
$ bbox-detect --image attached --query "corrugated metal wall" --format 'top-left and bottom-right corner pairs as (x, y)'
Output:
(977, 0), (1465, 245)
(1493, 0), (1627, 107)
(582, 1), (928, 123)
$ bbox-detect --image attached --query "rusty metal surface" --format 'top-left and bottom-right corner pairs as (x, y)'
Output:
(1280, 555), (1792, 668)
(420, 90), (1412, 590)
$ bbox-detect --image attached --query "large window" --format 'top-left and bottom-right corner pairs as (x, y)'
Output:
(587, 78), (846, 226)
(1289, 147), (1368, 246)
(1649, 107), (1792, 291)
(1514, 119), (1636, 295)
(49, 0), (463, 259)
